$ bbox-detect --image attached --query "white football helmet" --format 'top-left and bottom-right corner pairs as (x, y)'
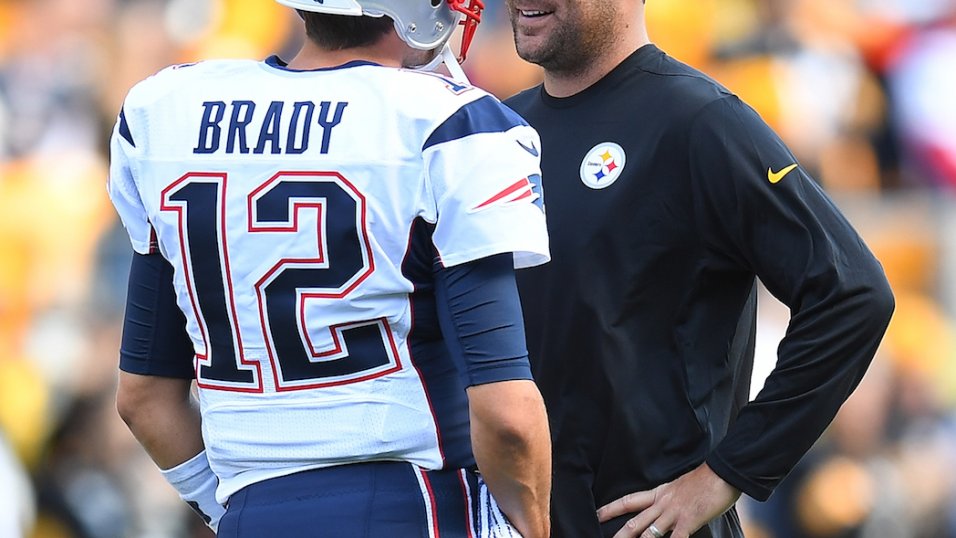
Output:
(275, 0), (484, 62)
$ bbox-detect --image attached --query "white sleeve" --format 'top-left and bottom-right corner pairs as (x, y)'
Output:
(424, 96), (550, 269)
(107, 109), (154, 255)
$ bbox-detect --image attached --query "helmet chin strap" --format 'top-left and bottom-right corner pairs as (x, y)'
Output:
(414, 43), (471, 84)
(439, 44), (470, 84)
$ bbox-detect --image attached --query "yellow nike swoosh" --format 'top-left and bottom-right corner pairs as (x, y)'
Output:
(768, 164), (798, 184)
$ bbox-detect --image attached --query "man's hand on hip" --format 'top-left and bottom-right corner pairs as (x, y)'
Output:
(596, 462), (741, 538)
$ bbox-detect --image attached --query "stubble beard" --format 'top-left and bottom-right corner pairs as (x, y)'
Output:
(510, 3), (619, 77)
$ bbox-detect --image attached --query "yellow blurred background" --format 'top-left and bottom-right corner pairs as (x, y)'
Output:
(1, 0), (955, 536)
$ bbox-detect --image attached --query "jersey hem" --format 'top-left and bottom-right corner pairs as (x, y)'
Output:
(439, 243), (550, 270)
(214, 457), (444, 505)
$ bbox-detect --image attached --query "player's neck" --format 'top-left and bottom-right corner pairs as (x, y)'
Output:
(543, 23), (650, 98)
(286, 38), (404, 70)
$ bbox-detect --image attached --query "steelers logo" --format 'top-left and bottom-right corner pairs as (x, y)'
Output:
(580, 142), (626, 189)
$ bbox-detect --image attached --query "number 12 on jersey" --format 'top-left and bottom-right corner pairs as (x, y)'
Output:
(160, 171), (402, 393)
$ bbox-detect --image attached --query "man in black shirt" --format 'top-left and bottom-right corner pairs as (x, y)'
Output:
(503, 1), (895, 537)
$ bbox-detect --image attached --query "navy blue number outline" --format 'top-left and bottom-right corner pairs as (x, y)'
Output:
(161, 171), (401, 393)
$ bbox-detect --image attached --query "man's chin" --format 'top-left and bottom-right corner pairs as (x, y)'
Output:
(515, 37), (553, 63)
(516, 46), (553, 68)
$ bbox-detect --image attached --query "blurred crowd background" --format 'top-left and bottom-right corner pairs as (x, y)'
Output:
(0, 0), (955, 537)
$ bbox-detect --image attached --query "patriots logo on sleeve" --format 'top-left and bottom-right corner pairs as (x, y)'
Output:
(470, 174), (543, 213)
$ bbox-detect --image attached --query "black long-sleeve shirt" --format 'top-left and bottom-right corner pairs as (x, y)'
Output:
(505, 44), (894, 538)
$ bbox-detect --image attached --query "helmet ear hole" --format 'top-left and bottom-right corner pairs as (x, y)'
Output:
(431, 0), (441, 6)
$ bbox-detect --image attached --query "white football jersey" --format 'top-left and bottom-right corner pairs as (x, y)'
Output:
(108, 57), (549, 503)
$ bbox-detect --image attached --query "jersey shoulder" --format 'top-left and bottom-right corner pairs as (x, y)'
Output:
(389, 68), (486, 103)
(123, 59), (259, 110)
(389, 69), (511, 116)
(391, 70), (485, 114)
(383, 69), (530, 142)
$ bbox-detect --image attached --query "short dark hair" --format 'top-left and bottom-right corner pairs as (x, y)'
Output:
(298, 10), (395, 50)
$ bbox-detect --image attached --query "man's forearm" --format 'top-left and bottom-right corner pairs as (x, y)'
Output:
(469, 381), (551, 538)
(116, 372), (203, 468)
(116, 372), (223, 530)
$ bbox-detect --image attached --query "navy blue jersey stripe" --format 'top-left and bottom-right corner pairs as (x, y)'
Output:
(407, 304), (474, 468)
(424, 95), (528, 150)
(119, 108), (136, 147)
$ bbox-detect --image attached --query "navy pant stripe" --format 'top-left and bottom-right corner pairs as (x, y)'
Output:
(423, 468), (475, 537)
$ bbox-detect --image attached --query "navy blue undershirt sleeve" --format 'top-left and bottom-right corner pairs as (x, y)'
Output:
(434, 253), (533, 387)
(120, 252), (196, 379)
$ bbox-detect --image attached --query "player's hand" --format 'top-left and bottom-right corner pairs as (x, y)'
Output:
(596, 462), (740, 538)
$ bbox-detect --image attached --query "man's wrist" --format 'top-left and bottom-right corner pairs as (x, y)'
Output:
(160, 450), (225, 532)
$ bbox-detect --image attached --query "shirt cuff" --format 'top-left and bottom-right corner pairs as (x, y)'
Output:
(705, 450), (774, 502)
